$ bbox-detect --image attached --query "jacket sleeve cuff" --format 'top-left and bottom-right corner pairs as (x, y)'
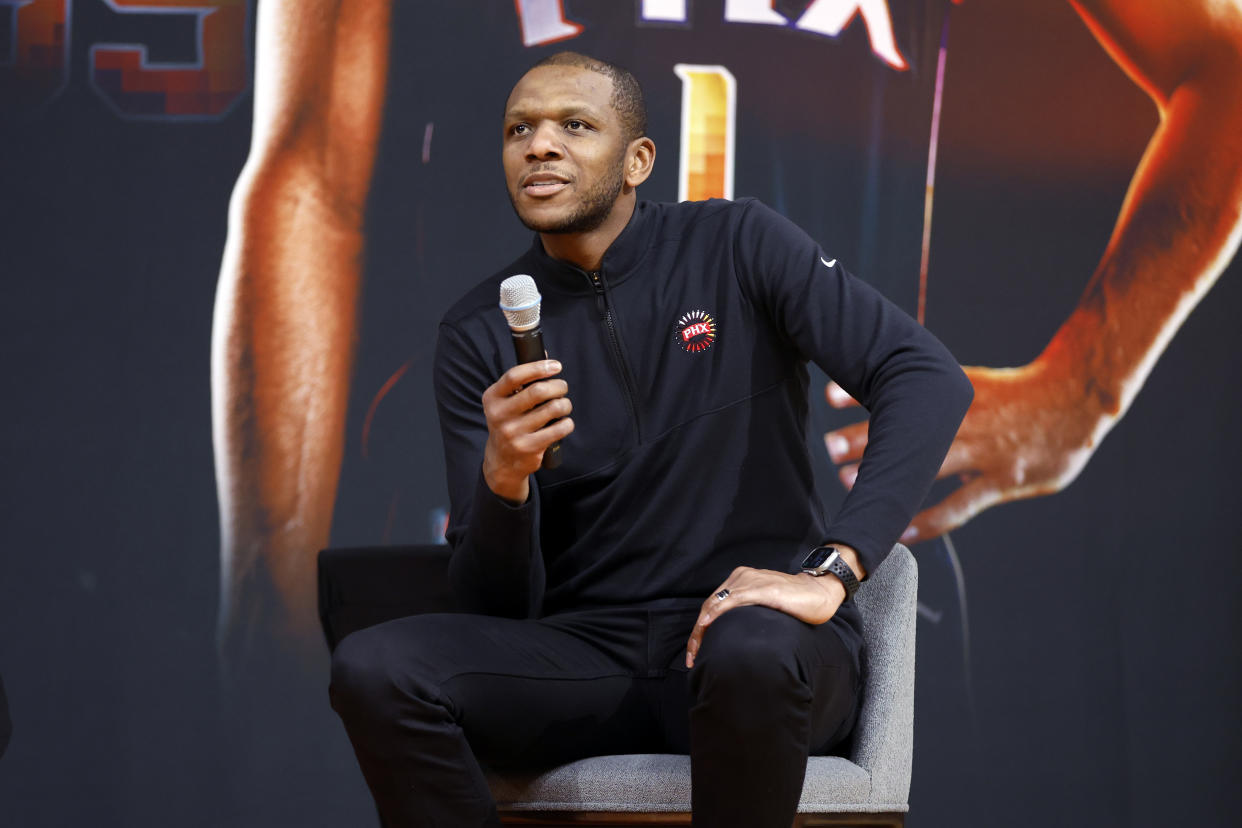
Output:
(469, 466), (537, 546)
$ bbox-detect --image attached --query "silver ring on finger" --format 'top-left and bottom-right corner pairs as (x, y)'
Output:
(715, 588), (730, 601)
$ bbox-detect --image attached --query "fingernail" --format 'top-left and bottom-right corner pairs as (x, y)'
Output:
(547, 360), (561, 372)
(841, 467), (858, 488)
(827, 385), (851, 406)
(901, 527), (918, 543)
(685, 652), (693, 669)
(826, 434), (849, 461)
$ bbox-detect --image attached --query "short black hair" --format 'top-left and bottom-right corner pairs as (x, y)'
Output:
(529, 51), (648, 142)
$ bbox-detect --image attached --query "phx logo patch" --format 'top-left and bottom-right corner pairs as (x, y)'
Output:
(674, 309), (718, 353)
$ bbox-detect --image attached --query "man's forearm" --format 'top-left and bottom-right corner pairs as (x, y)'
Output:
(444, 471), (547, 619)
(434, 334), (552, 618)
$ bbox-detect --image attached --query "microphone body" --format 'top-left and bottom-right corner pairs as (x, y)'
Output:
(510, 327), (547, 366)
(499, 275), (562, 470)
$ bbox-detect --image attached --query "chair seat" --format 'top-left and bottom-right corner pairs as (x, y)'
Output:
(489, 753), (885, 814)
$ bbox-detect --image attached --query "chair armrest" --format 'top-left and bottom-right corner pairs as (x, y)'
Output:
(317, 545), (455, 652)
(850, 544), (918, 806)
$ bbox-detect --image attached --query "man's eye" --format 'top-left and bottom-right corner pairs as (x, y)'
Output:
(566, 120), (585, 131)
(510, 124), (529, 136)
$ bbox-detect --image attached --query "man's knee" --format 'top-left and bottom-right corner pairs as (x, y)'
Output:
(331, 627), (389, 718)
(329, 621), (438, 727)
(690, 606), (810, 708)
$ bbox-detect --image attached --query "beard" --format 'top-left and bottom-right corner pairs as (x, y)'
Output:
(509, 155), (626, 235)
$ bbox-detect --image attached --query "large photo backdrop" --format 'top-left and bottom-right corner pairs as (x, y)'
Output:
(2, 1), (1240, 825)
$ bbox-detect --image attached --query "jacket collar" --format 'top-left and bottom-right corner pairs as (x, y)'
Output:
(525, 201), (657, 295)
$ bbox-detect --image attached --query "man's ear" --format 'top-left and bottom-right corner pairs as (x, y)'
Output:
(625, 137), (656, 188)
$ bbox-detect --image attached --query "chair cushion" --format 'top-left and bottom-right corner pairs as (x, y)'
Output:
(489, 753), (875, 813)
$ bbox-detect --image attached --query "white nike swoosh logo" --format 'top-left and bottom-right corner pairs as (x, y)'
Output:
(820, 257), (837, 268)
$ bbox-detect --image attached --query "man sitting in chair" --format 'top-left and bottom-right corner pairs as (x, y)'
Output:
(329, 51), (972, 828)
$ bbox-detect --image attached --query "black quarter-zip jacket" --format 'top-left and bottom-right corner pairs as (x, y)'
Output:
(434, 198), (972, 640)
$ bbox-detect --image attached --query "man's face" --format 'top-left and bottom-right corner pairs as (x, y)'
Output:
(503, 65), (630, 235)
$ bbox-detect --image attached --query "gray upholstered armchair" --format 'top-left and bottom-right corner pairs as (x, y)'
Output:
(319, 544), (918, 827)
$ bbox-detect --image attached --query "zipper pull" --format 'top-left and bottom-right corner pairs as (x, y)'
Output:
(589, 270), (606, 313)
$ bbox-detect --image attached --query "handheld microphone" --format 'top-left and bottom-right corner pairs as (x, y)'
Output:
(499, 274), (562, 470)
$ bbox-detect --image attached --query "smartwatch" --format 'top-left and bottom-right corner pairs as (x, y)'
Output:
(800, 545), (860, 599)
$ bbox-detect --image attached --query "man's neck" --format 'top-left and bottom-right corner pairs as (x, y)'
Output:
(539, 194), (636, 273)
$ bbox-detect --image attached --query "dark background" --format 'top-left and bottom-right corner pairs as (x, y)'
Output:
(1, 1), (1238, 825)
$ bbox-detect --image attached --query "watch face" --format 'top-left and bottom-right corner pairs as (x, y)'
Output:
(802, 546), (837, 570)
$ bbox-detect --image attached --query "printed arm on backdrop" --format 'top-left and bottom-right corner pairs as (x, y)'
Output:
(211, 0), (390, 662)
(825, 0), (1242, 542)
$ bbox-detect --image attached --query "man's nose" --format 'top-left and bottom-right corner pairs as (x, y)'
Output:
(526, 123), (563, 159)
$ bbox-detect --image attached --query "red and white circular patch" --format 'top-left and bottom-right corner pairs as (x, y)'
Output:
(674, 309), (718, 353)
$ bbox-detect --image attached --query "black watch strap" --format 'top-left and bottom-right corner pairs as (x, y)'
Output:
(824, 554), (860, 599)
(800, 545), (860, 599)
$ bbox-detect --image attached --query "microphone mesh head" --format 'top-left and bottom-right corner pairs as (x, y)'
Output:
(499, 274), (542, 331)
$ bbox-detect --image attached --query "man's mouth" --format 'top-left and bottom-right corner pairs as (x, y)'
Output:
(522, 172), (570, 196)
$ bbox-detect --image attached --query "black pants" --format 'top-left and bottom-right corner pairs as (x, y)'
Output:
(329, 600), (861, 828)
